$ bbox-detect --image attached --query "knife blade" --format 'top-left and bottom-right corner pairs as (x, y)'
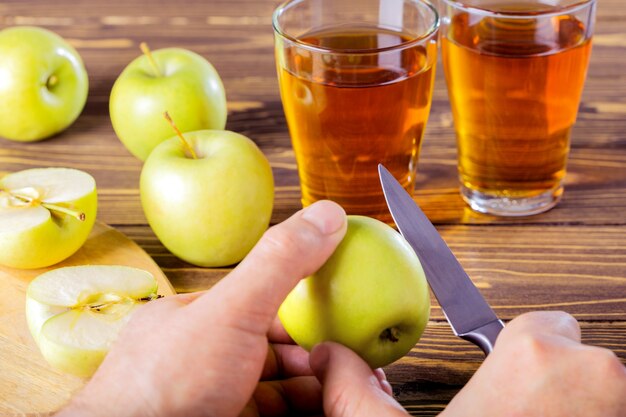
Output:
(378, 164), (504, 355)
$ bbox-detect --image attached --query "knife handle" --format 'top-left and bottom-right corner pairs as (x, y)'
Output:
(460, 319), (505, 356)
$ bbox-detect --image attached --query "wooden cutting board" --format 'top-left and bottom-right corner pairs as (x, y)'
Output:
(0, 222), (176, 414)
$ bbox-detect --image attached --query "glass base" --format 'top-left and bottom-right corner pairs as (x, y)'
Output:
(461, 185), (563, 217)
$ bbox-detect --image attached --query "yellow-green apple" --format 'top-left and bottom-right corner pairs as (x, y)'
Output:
(25, 265), (159, 377)
(110, 44), (227, 161)
(140, 124), (274, 267)
(0, 26), (88, 142)
(0, 168), (97, 269)
(278, 215), (430, 369)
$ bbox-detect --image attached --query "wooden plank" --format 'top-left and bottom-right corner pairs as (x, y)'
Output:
(113, 223), (626, 320)
(0, 0), (624, 415)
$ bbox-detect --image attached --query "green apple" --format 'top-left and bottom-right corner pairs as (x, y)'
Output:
(0, 26), (88, 142)
(110, 44), (227, 161)
(25, 265), (159, 377)
(0, 168), (97, 269)
(279, 215), (430, 369)
(140, 126), (274, 267)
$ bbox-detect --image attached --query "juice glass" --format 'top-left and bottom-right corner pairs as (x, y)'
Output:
(273, 0), (439, 222)
(441, 0), (597, 216)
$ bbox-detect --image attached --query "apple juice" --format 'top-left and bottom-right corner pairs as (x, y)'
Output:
(442, 3), (593, 199)
(277, 26), (437, 221)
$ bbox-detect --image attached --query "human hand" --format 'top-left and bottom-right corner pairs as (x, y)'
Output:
(57, 200), (356, 417)
(309, 312), (626, 417)
(440, 311), (626, 417)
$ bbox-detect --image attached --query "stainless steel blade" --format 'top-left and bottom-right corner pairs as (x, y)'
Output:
(379, 164), (503, 353)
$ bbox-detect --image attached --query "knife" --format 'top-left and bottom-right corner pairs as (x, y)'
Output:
(378, 164), (504, 355)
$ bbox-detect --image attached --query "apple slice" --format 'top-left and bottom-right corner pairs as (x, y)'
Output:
(0, 168), (97, 269)
(26, 265), (159, 377)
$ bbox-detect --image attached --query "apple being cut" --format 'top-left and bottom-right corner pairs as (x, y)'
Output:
(26, 265), (159, 377)
(279, 215), (430, 369)
(0, 168), (97, 269)
(140, 122), (274, 267)
(0, 26), (88, 142)
(110, 44), (227, 161)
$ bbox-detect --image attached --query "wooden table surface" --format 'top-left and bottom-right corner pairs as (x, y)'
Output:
(1, 0), (625, 415)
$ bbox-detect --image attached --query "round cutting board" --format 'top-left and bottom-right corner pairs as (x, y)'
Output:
(0, 222), (176, 414)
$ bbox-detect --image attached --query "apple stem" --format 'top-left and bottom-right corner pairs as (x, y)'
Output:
(140, 42), (163, 78)
(89, 294), (162, 311)
(41, 203), (86, 221)
(47, 75), (59, 89)
(1, 188), (86, 221)
(163, 112), (198, 159)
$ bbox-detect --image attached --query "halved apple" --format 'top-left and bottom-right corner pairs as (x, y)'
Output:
(0, 167), (97, 269)
(26, 265), (159, 377)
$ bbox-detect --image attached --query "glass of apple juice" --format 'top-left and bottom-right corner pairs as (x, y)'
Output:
(441, 0), (597, 216)
(273, 0), (439, 223)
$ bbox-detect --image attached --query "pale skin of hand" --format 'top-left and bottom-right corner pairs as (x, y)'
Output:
(310, 313), (626, 417)
(57, 200), (392, 417)
(57, 200), (626, 417)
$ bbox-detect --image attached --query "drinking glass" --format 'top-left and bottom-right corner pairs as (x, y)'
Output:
(273, 0), (439, 222)
(441, 0), (597, 216)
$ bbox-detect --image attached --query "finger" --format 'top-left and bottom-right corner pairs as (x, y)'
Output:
(262, 344), (314, 380)
(252, 376), (322, 417)
(268, 316), (294, 344)
(502, 311), (582, 344)
(188, 200), (347, 336)
(374, 368), (394, 396)
(310, 342), (408, 417)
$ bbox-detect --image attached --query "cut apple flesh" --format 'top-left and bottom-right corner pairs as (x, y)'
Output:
(26, 265), (158, 377)
(0, 168), (95, 233)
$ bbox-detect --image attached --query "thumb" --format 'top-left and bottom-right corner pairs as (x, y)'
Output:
(310, 342), (409, 417)
(187, 200), (347, 334)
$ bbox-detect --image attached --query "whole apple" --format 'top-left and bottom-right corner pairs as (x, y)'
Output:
(0, 168), (97, 269)
(0, 26), (88, 142)
(278, 215), (430, 369)
(140, 129), (274, 267)
(110, 46), (227, 161)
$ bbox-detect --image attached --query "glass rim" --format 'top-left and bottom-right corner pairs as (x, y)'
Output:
(272, 0), (440, 55)
(440, 0), (596, 19)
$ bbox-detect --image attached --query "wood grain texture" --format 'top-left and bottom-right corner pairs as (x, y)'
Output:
(0, 222), (175, 414)
(0, 0), (625, 415)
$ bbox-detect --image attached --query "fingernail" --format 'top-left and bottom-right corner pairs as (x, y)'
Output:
(301, 200), (346, 235)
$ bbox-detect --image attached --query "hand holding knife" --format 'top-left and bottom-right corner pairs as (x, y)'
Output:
(379, 164), (504, 355)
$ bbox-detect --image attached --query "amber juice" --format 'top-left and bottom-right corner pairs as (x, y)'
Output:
(442, 3), (592, 202)
(277, 27), (437, 221)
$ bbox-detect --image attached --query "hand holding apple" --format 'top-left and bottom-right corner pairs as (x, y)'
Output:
(110, 43), (227, 160)
(0, 168), (97, 269)
(279, 215), (431, 369)
(0, 26), (88, 142)
(139, 113), (274, 267)
(56, 201), (352, 417)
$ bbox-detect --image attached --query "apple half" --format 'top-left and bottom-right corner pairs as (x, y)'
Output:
(0, 168), (97, 269)
(26, 265), (159, 377)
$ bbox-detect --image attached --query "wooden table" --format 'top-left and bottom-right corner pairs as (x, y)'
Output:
(1, 0), (625, 415)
